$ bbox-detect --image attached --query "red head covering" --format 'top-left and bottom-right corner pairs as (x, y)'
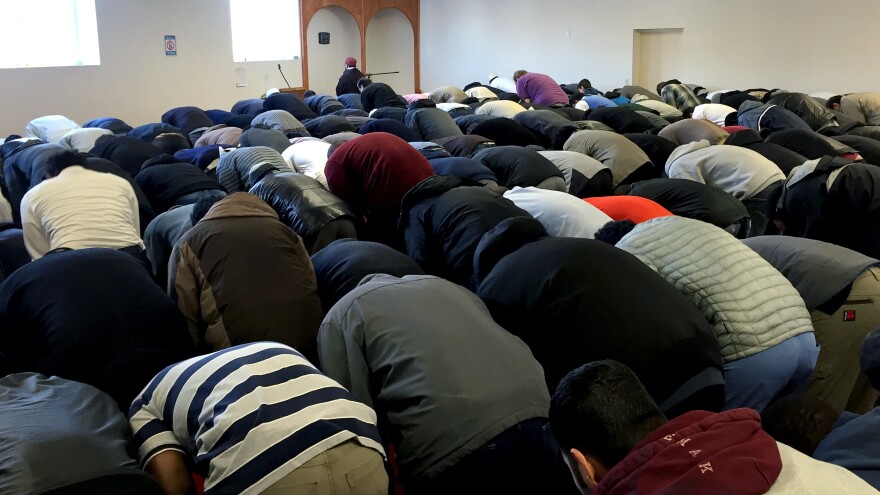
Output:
(345, 57), (357, 67)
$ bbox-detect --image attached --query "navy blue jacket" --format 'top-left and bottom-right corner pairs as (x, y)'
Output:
(0, 248), (194, 408)
(134, 154), (224, 213)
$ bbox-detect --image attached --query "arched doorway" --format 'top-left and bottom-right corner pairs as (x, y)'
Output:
(365, 8), (415, 95)
(306, 6), (362, 95)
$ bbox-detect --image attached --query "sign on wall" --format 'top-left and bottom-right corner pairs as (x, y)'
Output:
(165, 35), (177, 56)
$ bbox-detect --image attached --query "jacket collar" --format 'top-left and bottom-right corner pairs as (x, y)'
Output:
(200, 192), (278, 223)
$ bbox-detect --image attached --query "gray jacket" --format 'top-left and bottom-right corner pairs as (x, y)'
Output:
(617, 216), (814, 362)
(318, 274), (549, 483)
(563, 130), (651, 186)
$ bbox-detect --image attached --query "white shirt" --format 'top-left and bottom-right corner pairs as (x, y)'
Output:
(475, 100), (526, 118)
(24, 115), (80, 143)
(503, 186), (613, 239)
(666, 140), (784, 200)
(20, 166), (143, 260)
(282, 141), (330, 187)
(693, 104), (737, 126)
(58, 127), (114, 152)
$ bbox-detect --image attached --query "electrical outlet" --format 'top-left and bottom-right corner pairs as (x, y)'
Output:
(624, 78), (630, 86)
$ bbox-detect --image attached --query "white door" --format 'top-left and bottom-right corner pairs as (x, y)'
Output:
(633, 28), (684, 92)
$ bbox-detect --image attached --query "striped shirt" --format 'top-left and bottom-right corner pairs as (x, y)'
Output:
(216, 146), (291, 193)
(128, 342), (385, 495)
(251, 110), (306, 132)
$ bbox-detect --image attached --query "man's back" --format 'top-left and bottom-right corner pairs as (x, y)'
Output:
(169, 193), (323, 355)
(515, 73), (568, 107)
(666, 140), (784, 200)
(360, 83), (406, 112)
(129, 342), (384, 495)
(20, 165), (142, 259)
(319, 274), (549, 482)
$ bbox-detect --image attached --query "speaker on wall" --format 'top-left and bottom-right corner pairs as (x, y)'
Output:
(318, 32), (330, 44)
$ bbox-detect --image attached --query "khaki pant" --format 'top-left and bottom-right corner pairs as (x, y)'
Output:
(806, 266), (880, 414)
(261, 440), (388, 495)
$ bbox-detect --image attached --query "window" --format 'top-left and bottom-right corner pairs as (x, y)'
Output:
(229, 0), (301, 62)
(0, 0), (100, 69)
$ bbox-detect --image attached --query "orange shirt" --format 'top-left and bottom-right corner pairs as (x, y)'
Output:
(584, 196), (674, 223)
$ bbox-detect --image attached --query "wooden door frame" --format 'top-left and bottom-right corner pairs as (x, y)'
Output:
(301, 0), (420, 92)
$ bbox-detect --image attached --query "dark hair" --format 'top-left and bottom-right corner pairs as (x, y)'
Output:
(152, 133), (191, 154)
(578, 79), (592, 90)
(191, 195), (224, 224)
(46, 150), (81, 176)
(303, 90), (316, 98)
(825, 95), (843, 110)
(357, 77), (373, 90)
(724, 112), (739, 127)
(551, 360), (667, 469)
(594, 220), (637, 245)
(761, 395), (838, 456)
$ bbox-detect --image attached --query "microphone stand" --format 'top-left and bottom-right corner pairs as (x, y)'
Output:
(365, 71), (400, 78)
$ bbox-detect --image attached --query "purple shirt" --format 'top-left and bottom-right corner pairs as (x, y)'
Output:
(515, 73), (569, 106)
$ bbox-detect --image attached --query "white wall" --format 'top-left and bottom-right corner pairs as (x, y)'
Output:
(307, 6), (361, 96)
(419, 0), (880, 96)
(366, 9), (415, 95)
(0, 0), (306, 136)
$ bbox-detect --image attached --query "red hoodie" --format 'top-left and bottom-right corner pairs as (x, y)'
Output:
(584, 196), (673, 223)
(324, 132), (434, 222)
(596, 409), (782, 495)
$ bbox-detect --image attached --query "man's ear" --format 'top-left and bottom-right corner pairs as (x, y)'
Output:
(570, 448), (603, 490)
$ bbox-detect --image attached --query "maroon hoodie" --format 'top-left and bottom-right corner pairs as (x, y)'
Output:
(324, 132), (434, 224)
(596, 409), (782, 495)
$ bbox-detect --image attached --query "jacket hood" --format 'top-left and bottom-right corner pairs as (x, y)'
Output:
(200, 192), (279, 223)
(596, 409), (782, 495)
(738, 99), (767, 114)
(473, 216), (548, 286)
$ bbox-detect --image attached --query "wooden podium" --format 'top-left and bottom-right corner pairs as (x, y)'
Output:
(280, 87), (307, 99)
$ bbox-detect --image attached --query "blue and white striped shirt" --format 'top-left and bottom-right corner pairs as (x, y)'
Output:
(128, 342), (384, 495)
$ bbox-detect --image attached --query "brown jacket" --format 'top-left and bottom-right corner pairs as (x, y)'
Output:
(168, 193), (323, 360)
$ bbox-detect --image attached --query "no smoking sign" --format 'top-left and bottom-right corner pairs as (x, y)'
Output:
(165, 35), (177, 56)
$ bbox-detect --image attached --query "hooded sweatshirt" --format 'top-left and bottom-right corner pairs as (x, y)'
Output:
(598, 408), (876, 495)
(666, 140), (784, 200)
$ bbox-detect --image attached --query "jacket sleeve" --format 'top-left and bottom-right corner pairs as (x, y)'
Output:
(168, 241), (202, 347)
(317, 317), (374, 408)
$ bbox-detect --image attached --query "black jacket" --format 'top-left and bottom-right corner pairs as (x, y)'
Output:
(623, 134), (679, 171)
(303, 115), (356, 139)
(764, 130), (854, 160)
(725, 129), (808, 175)
(359, 119), (420, 142)
(783, 159), (880, 259)
(469, 118), (540, 147)
(161, 106), (214, 137)
(1, 141), (61, 223)
(474, 218), (723, 410)
(0, 248), (194, 409)
(336, 67), (366, 96)
(306, 95), (346, 116)
(89, 135), (164, 177)
(360, 83), (407, 113)
(399, 175), (531, 289)
(404, 108), (463, 141)
(767, 92), (837, 131)
(512, 110), (578, 150)
(472, 146), (563, 189)
(627, 178), (750, 230)
(128, 123), (183, 143)
(586, 107), (654, 134)
(428, 157), (498, 183)
(249, 172), (355, 247)
(0, 224), (28, 284)
(835, 135), (880, 165)
(311, 238), (424, 312)
(434, 135), (496, 158)
(134, 154), (224, 213)
(455, 114), (495, 134)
